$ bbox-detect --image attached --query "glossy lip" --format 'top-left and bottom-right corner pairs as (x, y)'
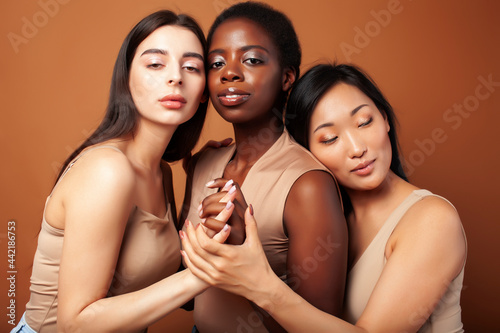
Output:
(159, 94), (187, 109)
(217, 87), (250, 107)
(351, 159), (375, 175)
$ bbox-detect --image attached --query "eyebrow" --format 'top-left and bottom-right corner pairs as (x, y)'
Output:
(312, 104), (369, 133)
(208, 45), (269, 56)
(140, 48), (203, 61)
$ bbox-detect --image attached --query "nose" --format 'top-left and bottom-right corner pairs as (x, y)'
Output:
(166, 65), (182, 86)
(221, 60), (243, 82)
(345, 131), (367, 158)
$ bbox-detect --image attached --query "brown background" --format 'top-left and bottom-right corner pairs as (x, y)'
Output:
(1, 0), (499, 331)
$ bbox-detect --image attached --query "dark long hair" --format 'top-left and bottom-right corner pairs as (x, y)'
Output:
(286, 63), (408, 214)
(56, 10), (208, 181)
(207, 1), (301, 116)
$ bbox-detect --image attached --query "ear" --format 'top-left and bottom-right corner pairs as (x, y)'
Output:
(281, 67), (296, 92)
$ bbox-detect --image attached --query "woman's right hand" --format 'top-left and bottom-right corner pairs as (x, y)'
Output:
(181, 205), (275, 301)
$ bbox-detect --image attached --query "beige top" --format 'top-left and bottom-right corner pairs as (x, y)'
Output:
(185, 131), (332, 333)
(344, 189), (465, 332)
(24, 146), (181, 332)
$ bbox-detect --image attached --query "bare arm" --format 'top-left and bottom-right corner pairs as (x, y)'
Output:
(182, 196), (466, 333)
(56, 150), (229, 332)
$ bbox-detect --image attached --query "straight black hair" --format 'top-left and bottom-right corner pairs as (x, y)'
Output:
(286, 63), (408, 214)
(56, 10), (208, 181)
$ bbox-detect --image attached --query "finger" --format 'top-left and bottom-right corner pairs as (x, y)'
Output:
(212, 224), (231, 243)
(201, 217), (227, 234)
(194, 222), (230, 256)
(214, 200), (234, 223)
(244, 204), (262, 247)
(199, 202), (228, 218)
(218, 185), (237, 203)
(219, 137), (233, 147)
(205, 178), (232, 190)
(180, 230), (216, 284)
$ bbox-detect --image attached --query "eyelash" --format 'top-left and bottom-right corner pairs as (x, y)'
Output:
(147, 63), (163, 69)
(243, 58), (263, 65)
(321, 136), (338, 145)
(210, 61), (225, 69)
(359, 117), (373, 127)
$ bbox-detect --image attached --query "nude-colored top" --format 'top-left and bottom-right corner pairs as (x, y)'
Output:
(185, 131), (332, 333)
(24, 146), (181, 333)
(344, 189), (466, 332)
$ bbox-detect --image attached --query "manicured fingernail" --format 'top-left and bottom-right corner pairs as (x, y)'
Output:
(222, 179), (234, 190)
(200, 218), (206, 224)
(180, 250), (186, 257)
(179, 230), (184, 239)
(249, 204), (254, 216)
(223, 224), (229, 232)
(199, 209), (203, 217)
(206, 180), (215, 187)
(186, 219), (191, 228)
(228, 185), (236, 195)
(226, 200), (234, 210)
(198, 203), (202, 212)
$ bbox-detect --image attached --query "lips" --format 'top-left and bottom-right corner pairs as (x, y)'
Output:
(217, 87), (250, 107)
(351, 159), (375, 175)
(159, 94), (187, 109)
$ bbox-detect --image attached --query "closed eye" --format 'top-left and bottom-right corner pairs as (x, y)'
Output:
(359, 117), (373, 127)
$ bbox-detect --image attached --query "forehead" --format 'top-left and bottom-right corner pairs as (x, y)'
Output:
(210, 17), (276, 52)
(136, 25), (203, 54)
(311, 83), (374, 122)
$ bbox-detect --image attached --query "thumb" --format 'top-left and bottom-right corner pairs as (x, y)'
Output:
(244, 204), (260, 244)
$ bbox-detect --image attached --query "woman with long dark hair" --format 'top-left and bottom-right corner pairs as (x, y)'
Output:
(11, 10), (229, 333)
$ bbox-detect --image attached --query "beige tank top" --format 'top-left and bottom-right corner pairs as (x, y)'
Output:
(24, 146), (181, 332)
(344, 189), (466, 332)
(185, 131), (332, 333)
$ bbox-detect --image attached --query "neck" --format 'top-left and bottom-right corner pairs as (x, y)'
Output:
(126, 120), (177, 172)
(346, 171), (402, 218)
(231, 116), (284, 166)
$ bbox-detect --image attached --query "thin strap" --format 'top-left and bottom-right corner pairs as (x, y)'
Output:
(49, 145), (123, 197)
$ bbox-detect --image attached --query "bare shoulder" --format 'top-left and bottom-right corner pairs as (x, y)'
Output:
(402, 194), (462, 235)
(290, 170), (338, 198)
(391, 193), (466, 271)
(61, 146), (136, 196)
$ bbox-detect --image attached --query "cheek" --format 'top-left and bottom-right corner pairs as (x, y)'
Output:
(310, 144), (344, 174)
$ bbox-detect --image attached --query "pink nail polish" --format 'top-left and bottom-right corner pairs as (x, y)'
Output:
(226, 200), (234, 210)
(228, 185), (236, 194)
(223, 179), (234, 190)
(223, 224), (229, 232)
(206, 180), (215, 187)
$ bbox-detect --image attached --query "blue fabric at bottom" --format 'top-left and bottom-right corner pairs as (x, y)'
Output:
(10, 313), (37, 333)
